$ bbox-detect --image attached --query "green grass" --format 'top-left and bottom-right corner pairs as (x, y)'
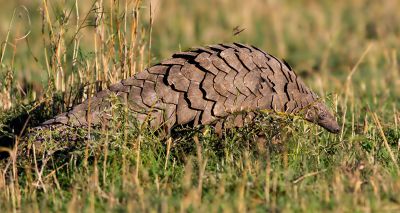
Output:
(1, 0), (400, 212)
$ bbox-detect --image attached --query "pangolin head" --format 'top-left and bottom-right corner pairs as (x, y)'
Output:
(303, 101), (340, 134)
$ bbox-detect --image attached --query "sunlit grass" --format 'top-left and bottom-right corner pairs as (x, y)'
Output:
(0, 0), (399, 212)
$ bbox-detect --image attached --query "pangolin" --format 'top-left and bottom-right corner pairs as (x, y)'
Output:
(38, 43), (340, 136)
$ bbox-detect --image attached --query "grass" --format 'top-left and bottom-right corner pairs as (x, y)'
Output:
(0, 0), (399, 212)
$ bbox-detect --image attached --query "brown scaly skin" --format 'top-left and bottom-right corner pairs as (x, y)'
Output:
(33, 43), (340, 136)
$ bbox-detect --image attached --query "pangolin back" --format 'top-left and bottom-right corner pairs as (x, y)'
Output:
(40, 43), (340, 134)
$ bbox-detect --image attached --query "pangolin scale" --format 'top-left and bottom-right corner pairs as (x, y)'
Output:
(38, 43), (340, 135)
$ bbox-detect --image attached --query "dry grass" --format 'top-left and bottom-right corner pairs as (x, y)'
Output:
(0, 0), (399, 212)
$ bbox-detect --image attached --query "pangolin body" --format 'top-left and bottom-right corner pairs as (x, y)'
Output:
(40, 43), (340, 134)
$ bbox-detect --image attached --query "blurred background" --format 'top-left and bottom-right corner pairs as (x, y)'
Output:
(0, 0), (399, 113)
(0, 1), (399, 211)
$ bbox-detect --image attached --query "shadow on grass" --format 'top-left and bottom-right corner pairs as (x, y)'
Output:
(0, 94), (67, 158)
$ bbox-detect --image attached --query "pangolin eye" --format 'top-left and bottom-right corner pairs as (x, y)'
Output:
(318, 112), (327, 120)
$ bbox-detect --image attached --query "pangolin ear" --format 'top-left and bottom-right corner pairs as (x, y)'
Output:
(304, 108), (313, 121)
